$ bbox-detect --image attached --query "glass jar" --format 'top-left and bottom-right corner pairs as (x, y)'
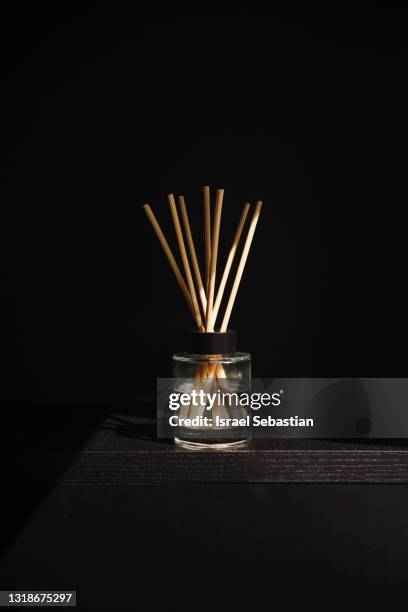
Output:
(172, 330), (251, 450)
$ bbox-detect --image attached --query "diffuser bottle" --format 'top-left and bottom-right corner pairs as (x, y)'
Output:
(143, 185), (263, 450)
(173, 330), (251, 450)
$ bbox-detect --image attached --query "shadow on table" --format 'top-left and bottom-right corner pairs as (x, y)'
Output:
(102, 401), (172, 445)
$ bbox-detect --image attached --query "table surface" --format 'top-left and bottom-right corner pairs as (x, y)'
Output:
(5, 408), (408, 611)
(14, 410), (408, 484)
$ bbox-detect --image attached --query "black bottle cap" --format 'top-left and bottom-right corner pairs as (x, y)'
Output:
(185, 329), (237, 354)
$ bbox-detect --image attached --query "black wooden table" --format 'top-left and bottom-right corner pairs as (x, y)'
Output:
(22, 418), (408, 484)
(2, 409), (408, 610)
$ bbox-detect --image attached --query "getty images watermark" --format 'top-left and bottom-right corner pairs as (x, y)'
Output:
(156, 380), (316, 437)
(167, 389), (313, 428)
(158, 378), (408, 438)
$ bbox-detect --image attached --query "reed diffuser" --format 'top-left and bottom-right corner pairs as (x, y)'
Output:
(144, 186), (262, 449)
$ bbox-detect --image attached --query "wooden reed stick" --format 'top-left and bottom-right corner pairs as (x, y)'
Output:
(168, 194), (203, 330)
(216, 364), (226, 378)
(205, 189), (224, 332)
(203, 186), (211, 297)
(220, 201), (262, 332)
(210, 203), (250, 330)
(178, 195), (207, 317)
(143, 204), (196, 321)
(206, 362), (217, 380)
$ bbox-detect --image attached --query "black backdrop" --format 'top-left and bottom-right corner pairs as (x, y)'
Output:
(2, 6), (408, 407)
(3, 8), (408, 612)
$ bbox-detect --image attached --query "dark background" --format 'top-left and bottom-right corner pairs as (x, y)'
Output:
(2, 6), (408, 612)
(3, 6), (408, 408)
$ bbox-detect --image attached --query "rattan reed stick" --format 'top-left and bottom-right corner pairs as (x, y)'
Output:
(143, 204), (196, 322)
(178, 195), (207, 317)
(220, 201), (262, 332)
(203, 186), (211, 297)
(168, 194), (203, 330)
(205, 189), (224, 331)
(210, 203), (250, 331)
